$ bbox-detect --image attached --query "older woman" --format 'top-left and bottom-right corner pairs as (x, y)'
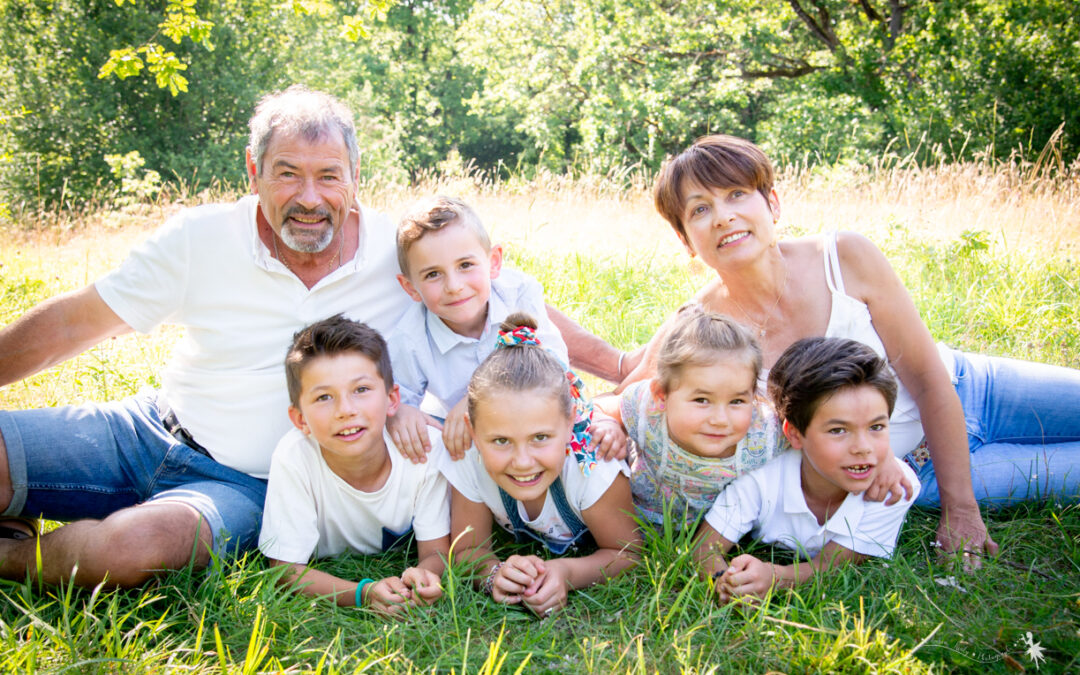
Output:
(623, 134), (1080, 561)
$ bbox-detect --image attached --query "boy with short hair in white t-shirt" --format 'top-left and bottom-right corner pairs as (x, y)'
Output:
(386, 196), (568, 460)
(696, 337), (919, 604)
(259, 315), (450, 615)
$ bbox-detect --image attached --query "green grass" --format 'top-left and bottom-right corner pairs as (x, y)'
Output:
(1, 212), (1079, 672)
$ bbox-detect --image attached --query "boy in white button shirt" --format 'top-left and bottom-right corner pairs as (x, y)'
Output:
(386, 196), (568, 460)
(259, 315), (450, 615)
(696, 337), (919, 604)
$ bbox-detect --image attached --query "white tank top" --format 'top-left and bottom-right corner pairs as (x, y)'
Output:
(762, 232), (954, 457)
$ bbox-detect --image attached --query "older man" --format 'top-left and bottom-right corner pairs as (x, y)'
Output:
(0, 86), (626, 588)
(0, 87), (424, 587)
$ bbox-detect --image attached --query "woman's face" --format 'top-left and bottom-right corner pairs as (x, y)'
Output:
(676, 181), (780, 270)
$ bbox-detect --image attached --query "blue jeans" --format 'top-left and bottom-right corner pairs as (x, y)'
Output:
(913, 350), (1080, 508)
(0, 390), (268, 557)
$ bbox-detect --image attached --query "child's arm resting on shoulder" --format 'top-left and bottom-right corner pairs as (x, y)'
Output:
(524, 473), (641, 617)
(862, 454), (914, 505)
(591, 395), (628, 461)
(387, 403), (443, 463)
(441, 398), (471, 460)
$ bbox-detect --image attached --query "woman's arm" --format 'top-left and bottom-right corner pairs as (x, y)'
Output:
(837, 232), (997, 558)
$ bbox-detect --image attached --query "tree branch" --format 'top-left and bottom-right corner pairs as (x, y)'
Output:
(787, 0), (840, 51)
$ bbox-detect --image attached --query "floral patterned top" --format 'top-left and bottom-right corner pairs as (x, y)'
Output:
(620, 380), (787, 528)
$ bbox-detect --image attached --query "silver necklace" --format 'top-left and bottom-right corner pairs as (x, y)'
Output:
(730, 261), (788, 339)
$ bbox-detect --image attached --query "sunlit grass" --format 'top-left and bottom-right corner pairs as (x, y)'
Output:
(1, 160), (1079, 672)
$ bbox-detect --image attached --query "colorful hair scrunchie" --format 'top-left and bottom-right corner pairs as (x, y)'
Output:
(496, 324), (597, 476)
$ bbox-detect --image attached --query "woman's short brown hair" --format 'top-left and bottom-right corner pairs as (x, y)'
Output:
(653, 135), (775, 242)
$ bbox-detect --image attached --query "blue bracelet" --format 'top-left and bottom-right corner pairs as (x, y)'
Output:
(355, 578), (375, 607)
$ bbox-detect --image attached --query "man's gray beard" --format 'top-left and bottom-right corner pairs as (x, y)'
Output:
(280, 222), (335, 253)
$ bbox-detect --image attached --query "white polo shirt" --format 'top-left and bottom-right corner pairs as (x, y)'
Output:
(387, 267), (567, 413)
(703, 450), (919, 559)
(95, 195), (410, 477)
(259, 427), (450, 563)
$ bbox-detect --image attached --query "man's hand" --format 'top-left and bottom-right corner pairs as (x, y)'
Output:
(387, 404), (441, 463)
(401, 566), (443, 606)
(863, 457), (913, 505)
(442, 399), (472, 460)
(937, 502), (999, 572)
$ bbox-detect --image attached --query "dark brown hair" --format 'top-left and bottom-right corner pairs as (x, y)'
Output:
(767, 337), (898, 433)
(466, 312), (572, 422)
(285, 314), (393, 407)
(653, 134), (775, 243)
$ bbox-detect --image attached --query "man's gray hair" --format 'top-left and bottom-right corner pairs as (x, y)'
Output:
(248, 85), (359, 177)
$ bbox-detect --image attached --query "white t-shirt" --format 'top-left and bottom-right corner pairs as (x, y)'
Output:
(438, 446), (627, 546)
(258, 427), (451, 564)
(95, 195), (410, 477)
(388, 268), (568, 413)
(704, 450), (920, 559)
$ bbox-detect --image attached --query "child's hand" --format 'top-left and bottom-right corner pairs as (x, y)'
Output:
(442, 399), (472, 460)
(490, 554), (545, 605)
(401, 566), (443, 606)
(590, 414), (628, 461)
(716, 554), (775, 604)
(862, 457), (912, 505)
(521, 558), (571, 618)
(362, 576), (414, 616)
(387, 404), (441, 463)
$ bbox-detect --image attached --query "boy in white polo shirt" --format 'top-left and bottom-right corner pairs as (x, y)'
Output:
(386, 196), (568, 460)
(696, 337), (919, 604)
(259, 315), (450, 615)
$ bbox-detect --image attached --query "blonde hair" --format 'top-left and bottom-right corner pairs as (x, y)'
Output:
(396, 196), (491, 276)
(656, 305), (762, 393)
(467, 312), (572, 422)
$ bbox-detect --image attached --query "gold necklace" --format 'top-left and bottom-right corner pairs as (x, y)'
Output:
(273, 228), (344, 277)
(729, 260), (787, 339)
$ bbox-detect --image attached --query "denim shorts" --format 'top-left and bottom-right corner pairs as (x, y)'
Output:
(0, 390), (268, 557)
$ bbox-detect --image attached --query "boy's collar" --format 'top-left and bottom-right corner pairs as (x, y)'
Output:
(784, 451), (866, 528)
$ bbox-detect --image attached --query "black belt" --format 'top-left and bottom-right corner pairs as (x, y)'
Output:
(160, 407), (213, 459)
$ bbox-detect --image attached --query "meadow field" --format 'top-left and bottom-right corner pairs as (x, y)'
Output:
(0, 160), (1078, 673)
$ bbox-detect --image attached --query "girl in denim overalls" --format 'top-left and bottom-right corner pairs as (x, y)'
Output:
(439, 312), (640, 617)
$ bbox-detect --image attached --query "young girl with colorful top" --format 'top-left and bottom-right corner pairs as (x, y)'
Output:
(595, 305), (909, 529)
(439, 313), (640, 617)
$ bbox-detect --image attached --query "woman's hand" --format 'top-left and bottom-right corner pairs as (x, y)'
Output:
(937, 501), (999, 570)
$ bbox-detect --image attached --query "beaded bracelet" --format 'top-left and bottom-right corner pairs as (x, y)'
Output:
(355, 578), (375, 607)
(480, 562), (503, 596)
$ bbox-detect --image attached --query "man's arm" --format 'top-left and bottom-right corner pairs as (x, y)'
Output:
(545, 304), (623, 383)
(0, 285), (131, 387)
